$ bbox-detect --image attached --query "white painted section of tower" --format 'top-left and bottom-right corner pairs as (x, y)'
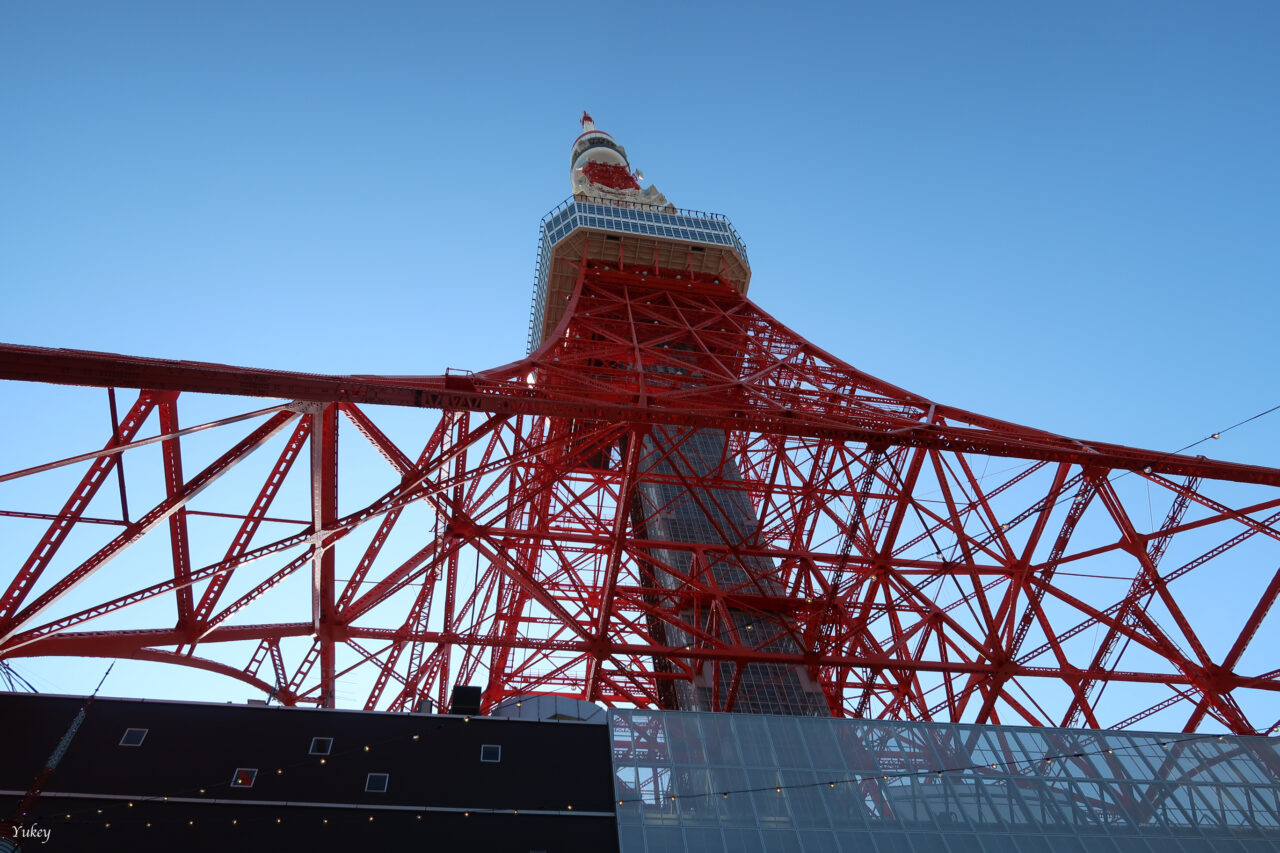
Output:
(571, 112), (670, 208)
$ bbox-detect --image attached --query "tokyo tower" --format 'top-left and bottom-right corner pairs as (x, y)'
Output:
(1, 113), (1278, 734)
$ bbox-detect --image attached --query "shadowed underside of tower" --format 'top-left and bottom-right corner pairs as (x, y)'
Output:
(0, 116), (1278, 734)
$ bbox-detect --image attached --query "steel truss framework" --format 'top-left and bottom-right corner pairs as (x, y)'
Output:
(1, 260), (1278, 733)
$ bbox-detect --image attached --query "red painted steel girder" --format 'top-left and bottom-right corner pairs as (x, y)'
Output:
(1, 265), (1278, 732)
(2, 338), (1276, 488)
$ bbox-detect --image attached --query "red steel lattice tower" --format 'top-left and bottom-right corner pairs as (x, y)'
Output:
(2, 115), (1279, 732)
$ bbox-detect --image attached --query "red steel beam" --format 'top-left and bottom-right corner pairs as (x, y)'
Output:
(3, 342), (1277, 486)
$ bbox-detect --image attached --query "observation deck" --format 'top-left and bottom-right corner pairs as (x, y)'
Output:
(527, 197), (751, 353)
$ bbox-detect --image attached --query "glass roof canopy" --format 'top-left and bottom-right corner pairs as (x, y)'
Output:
(611, 708), (1280, 853)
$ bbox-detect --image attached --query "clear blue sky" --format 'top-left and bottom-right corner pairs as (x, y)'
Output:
(2, 2), (1278, 705)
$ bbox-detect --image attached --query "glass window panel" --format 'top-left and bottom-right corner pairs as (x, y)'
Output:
(870, 829), (915, 853)
(1239, 841), (1278, 853)
(836, 829), (875, 853)
(797, 717), (846, 772)
(1174, 840), (1214, 853)
(769, 716), (812, 768)
(734, 715), (778, 767)
(703, 714), (743, 766)
(1110, 838), (1154, 853)
(780, 770), (829, 829)
(715, 777), (757, 826)
(1013, 834), (1053, 853)
(827, 785), (871, 829)
(684, 827), (724, 853)
(608, 710), (1280, 853)
(646, 826), (684, 849)
(723, 827), (766, 853)
(749, 769), (791, 825)
(761, 829), (802, 853)
(667, 714), (707, 765)
(799, 829), (841, 853)
(618, 824), (645, 851)
(943, 833), (987, 853)
(1044, 835), (1085, 853)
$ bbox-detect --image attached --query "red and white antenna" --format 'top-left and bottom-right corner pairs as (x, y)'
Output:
(570, 112), (665, 205)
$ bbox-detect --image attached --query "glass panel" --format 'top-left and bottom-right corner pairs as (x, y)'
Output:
(799, 829), (842, 853)
(608, 710), (1280, 853)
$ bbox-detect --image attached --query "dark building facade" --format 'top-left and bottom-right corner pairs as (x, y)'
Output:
(1, 691), (616, 852)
